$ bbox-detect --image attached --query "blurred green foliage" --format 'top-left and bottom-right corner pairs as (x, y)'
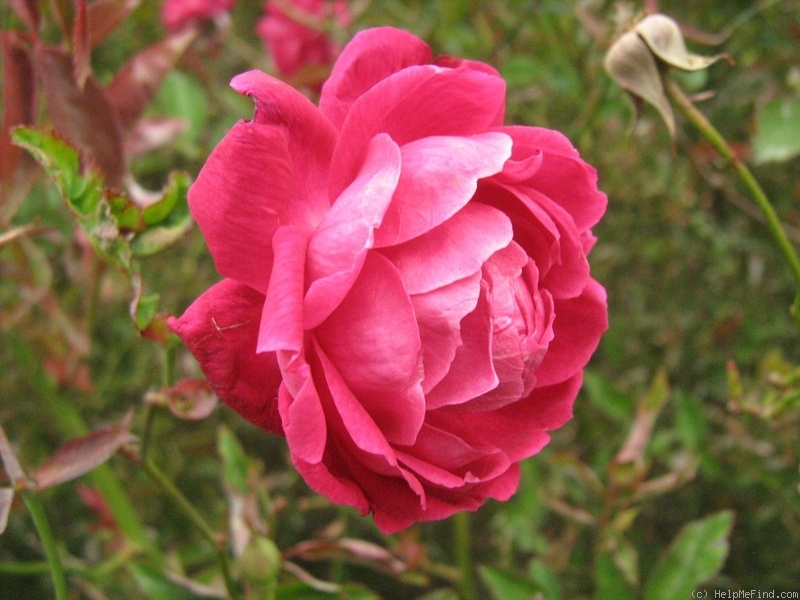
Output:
(2, 0), (800, 598)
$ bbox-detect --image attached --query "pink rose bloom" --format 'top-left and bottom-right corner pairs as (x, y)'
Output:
(161, 0), (235, 31)
(169, 27), (607, 533)
(257, 0), (349, 79)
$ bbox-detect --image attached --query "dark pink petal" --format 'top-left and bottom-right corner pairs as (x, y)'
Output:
(258, 226), (310, 355)
(329, 64), (506, 200)
(188, 121), (290, 294)
(320, 27), (433, 130)
(168, 279), (283, 434)
(374, 132), (512, 247)
(314, 252), (425, 445)
(292, 447), (370, 515)
(231, 70), (338, 227)
(161, 0), (234, 31)
(425, 284), (498, 409)
(500, 126), (607, 231)
(534, 278), (607, 388)
(430, 373), (584, 462)
(411, 272), (482, 392)
(304, 133), (401, 328)
(380, 202), (513, 295)
(278, 375), (327, 463)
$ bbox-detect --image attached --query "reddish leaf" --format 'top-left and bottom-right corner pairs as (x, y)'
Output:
(126, 116), (188, 157)
(88, 0), (142, 49)
(285, 539), (406, 574)
(49, 0), (75, 40)
(0, 424), (26, 484)
(9, 0), (39, 35)
(107, 28), (197, 129)
(0, 488), (13, 534)
(35, 44), (126, 187)
(0, 31), (39, 224)
(72, 0), (91, 89)
(32, 413), (136, 490)
(76, 484), (118, 532)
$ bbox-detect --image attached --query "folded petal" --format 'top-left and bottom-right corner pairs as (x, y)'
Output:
(320, 27), (432, 130)
(168, 279), (283, 435)
(329, 64), (506, 200)
(500, 126), (607, 231)
(380, 202), (513, 294)
(314, 252), (425, 445)
(411, 272), (482, 392)
(304, 133), (402, 328)
(231, 70), (338, 227)
(188, 121), (291, 294)
(374, 132), (512, 247)
(257, 225), (310, 355)
(534, 278), (608, 388)
(425, 284), (498, 409)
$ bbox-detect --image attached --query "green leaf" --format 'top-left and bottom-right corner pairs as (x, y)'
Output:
(217, 426), (250, 495)
(753, 96), (800, 164)
(276, 582), (379, 599)
(583, 371), (635, 422)
(596, 551), (634, 600)
(529, 559), (561, 600)
(479, 566), (540, 600)
(129, 564), (205, 600)
(644, 511), (734, 600)
(151, 71), (209, 147)
(134, 292), (161, 331)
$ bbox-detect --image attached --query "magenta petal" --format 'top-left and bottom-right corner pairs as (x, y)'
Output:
(534, 279), (607, 388)
(292, 453), (370, 515)
(167, 279), (283, 435)
(257, 226), (310, 355)
(411, 272), (482, 392)
(314, 252), (425, 445)
(329, 65), (507, 200)
(279, 377), (326, 464)
(425, 284), (498, 409)
(502, 126), (608, 231)
(374, 132), (512, 247)
(304, 133), (402, 328)
(231, 70), (338, 227)
(380, 202), (513, 295)
(188, 121), (290, 294)
(320, 27), (432, 130)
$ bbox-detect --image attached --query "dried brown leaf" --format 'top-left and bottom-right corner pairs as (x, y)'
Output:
(35, 44), (126, 187)
(635, 14), (728, 72)
(32, 412), (136, 490)
(107, 28), (198, 129)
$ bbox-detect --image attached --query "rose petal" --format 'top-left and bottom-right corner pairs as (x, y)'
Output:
(188, 121), (290, 294)
(279, 375), (327, 463)
(320, 27), (433, 129)
(380, 202), (514, 294)
(258, 225), (310, 356)
(374, 132), (512, 247)
(534, 278), (608, 387)
(425, 283), (498, 409)
(329, 64), (506, 200)
(304, 133), (402, 328)
(168, 279), (284, 434)
(231, 70), (338, 227)
(411, 272), (482, 392)
(314, 252), (425, 445)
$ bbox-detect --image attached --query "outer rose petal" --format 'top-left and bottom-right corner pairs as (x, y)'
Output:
(320, 27), (433, 130)
(161, 0), (234, 31)
(168, 280), (283, 435)
(231, 70), (338, 228)
(188, 121), (290, 294)
(534, 278), (608, 388)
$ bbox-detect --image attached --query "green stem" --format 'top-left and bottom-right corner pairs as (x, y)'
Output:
(20, 490), (68, 600)
(665, 77), (800, 328)
(453, 511), (477, 600)
(142, 460), (239, 599)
